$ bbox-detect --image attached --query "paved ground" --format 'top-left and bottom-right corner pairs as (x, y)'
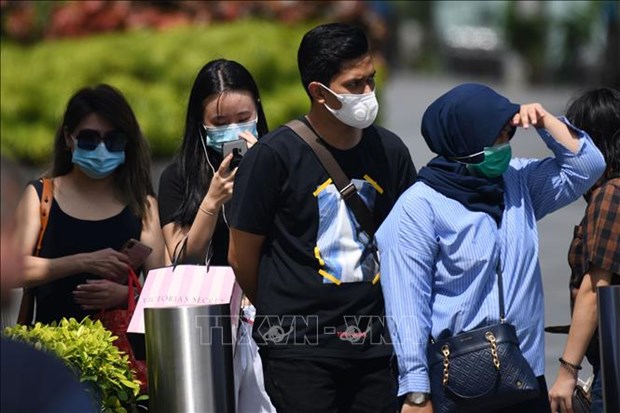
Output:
(382, 70), (593, 385)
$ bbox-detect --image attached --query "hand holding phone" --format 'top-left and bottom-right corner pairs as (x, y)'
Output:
(222, 139), (248, 170)
(120, 238), (153, 270)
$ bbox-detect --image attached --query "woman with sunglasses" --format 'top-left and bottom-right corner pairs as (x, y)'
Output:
(157, 59), (273, 412)
(14, 84), (166, 324)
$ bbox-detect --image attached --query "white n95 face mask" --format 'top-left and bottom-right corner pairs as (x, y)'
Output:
(320, 84), (379, 129)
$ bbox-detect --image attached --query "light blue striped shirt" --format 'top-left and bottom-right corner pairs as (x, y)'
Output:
(376, 120), (606, 395)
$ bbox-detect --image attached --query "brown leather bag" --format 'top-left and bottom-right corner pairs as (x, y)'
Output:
(16, 178), (53, 325)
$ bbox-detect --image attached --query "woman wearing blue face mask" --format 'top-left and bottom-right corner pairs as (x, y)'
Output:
(13, 84), (167, 325)
(158, 59), (268, 265)
(376, 84), (606, 413)
(157, 60), (274, 413)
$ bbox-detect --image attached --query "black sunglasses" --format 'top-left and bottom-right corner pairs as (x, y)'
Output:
(72, 129), (127, 152)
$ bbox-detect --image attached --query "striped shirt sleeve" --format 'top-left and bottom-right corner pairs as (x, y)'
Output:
(520, 117), (606, 221)
(377, 190), (437, 395)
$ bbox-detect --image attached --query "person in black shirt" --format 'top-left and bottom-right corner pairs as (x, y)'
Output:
(13, 84), (166, 324)
(158, 59), (268, 265)
(2, 156), (97, 413)
(157, 59), (275, 412)
(229, 23), (417, 412)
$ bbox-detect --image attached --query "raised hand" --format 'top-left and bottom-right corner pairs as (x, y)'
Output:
(204, 153), (236, 209)
(511, 103), (550, 129)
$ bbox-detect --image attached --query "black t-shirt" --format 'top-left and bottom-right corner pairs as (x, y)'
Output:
(158, 161), (230, 266)
(230, 120), (417, 359)
(30, 180), (142, 324)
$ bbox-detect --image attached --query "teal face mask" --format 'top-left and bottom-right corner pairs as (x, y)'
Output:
(203, 119), (257, 154)
(466, 143), (512, 179)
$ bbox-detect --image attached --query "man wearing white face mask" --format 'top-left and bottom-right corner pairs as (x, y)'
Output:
(229, 23), (417, 412)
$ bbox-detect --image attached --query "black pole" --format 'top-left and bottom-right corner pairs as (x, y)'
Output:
(597, 285), (620, 413)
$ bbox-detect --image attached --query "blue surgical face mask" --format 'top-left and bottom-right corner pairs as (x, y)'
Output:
(72, 139), (126, 179)
(203, 119), (258, 154)
(466, 143), (512, 179)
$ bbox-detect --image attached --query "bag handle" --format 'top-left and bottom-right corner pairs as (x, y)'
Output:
(172, 234), (189, 267)
(17, 178), (54, 325)
(126, 267), (142, 316)
(171, 234), (213, 270)
(497, 257), (506, 323)
(285, 119), (376, 238)
(97, 267), (142, 323)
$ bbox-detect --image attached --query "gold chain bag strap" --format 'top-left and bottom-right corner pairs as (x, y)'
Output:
(427, 257), (540, 413)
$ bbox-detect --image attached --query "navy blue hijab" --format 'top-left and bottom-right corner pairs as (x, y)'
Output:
(417, 84), (520, 224)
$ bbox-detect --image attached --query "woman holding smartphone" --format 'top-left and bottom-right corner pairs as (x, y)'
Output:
(14, 84), (166, 324)
(157, 59), (268, 265)
(157, 59), (274, 413)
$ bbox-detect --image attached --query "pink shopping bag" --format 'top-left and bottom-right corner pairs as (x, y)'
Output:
(127, 265), (243, 335)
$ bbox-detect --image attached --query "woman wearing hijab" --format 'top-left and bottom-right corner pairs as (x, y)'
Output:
(376, 84), (606, 413)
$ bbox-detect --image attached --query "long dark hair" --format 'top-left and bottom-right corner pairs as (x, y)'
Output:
(172, 59), (268, 227)
(50, 84), (154, 219)
(566, 87), (620, 179)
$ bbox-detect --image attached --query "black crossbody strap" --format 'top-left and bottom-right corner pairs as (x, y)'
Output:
(497, 255), (506, 323)
(285, 119), (376, 238)
(430, 253), (506, 343)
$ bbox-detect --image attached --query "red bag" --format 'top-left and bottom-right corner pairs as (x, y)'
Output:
(95, 267), (148, 394)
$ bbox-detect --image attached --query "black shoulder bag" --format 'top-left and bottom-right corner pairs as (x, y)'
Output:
(284, 119), (376, 238)
(427, 258), (540, 412)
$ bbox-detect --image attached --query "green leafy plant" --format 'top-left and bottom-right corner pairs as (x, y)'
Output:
(4, 317), (147, 413)
(0, 20), (315, 165)
(1, 19), (386, 166)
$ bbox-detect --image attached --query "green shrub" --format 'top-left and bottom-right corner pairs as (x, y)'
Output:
(1, 20), (321, 165)
(4, 317), (146, 413)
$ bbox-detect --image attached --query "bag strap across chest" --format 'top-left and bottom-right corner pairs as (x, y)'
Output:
(285, 119), (376, 238)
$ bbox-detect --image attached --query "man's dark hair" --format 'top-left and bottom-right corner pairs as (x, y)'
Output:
(297, 23), (369, 96)
(566, 87), (620, 178)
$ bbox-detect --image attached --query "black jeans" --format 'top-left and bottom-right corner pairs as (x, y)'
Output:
(259, 353), (397, 413)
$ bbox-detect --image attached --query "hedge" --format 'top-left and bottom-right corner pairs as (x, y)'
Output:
(1, 19), (333, 165)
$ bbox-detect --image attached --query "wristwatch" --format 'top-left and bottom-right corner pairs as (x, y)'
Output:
(406, 392), (431, 406)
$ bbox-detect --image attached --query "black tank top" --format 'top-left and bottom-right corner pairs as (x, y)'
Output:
(30, 180), (142, 324)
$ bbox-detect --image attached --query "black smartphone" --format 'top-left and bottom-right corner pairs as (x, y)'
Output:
(222, 140), (248, 170)
(120, 238), (153, 270)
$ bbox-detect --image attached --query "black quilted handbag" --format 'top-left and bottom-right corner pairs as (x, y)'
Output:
(427, 259), (540, 413)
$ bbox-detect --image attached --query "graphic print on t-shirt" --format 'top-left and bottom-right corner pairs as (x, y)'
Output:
(314, 177), (380, 284)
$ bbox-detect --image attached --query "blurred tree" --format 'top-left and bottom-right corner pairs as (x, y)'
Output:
(390, 0), (437, 71)
(505, 1), (549, 84)
(555, 2), (599, 84)
(601, 0), (620, 88)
